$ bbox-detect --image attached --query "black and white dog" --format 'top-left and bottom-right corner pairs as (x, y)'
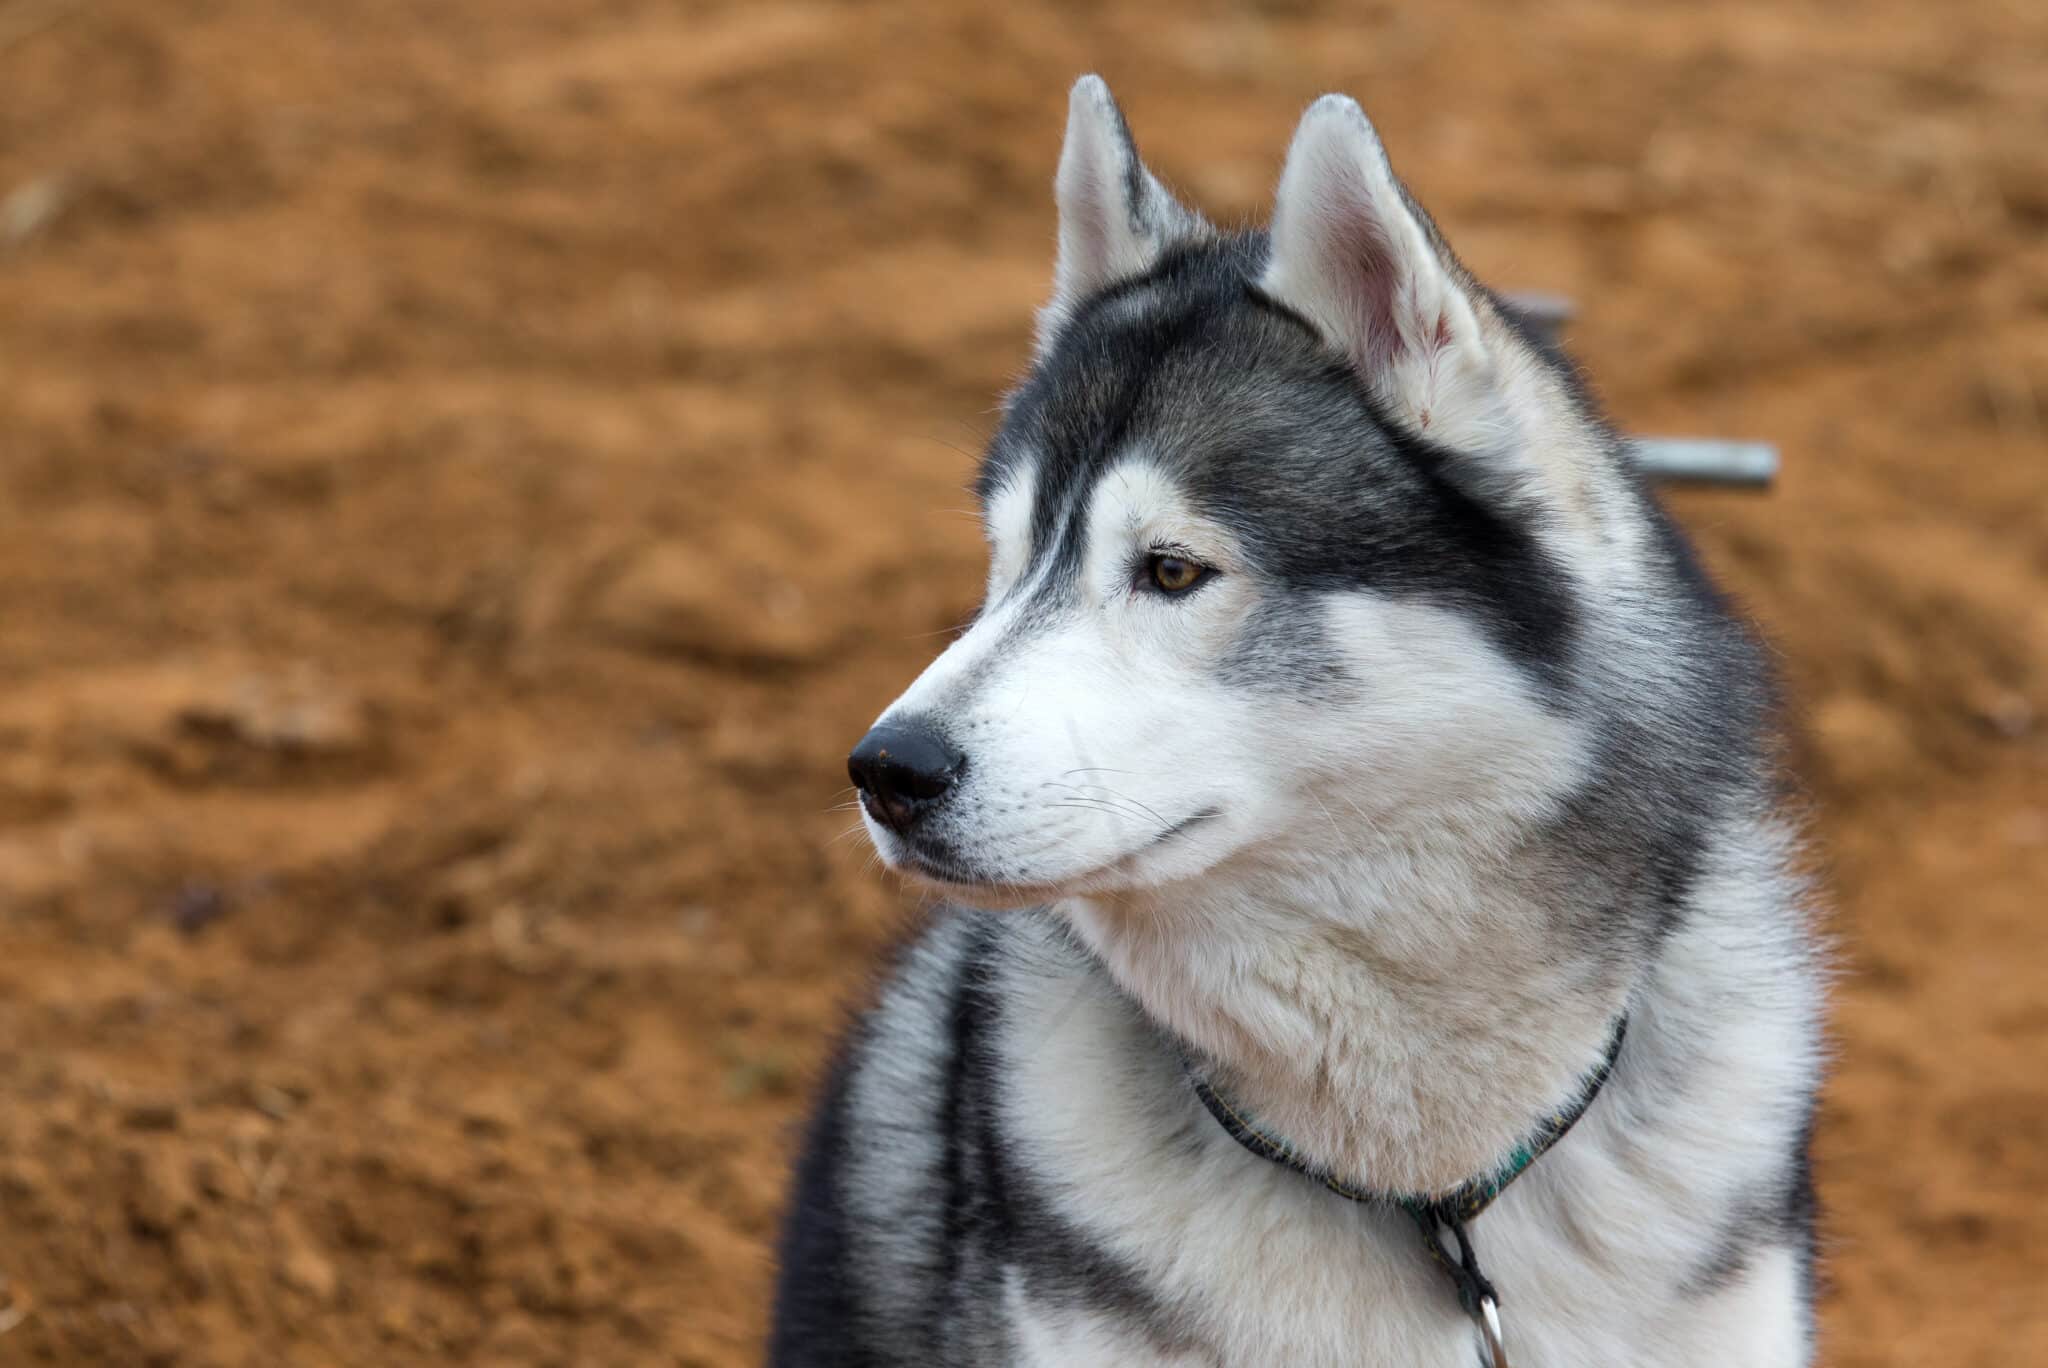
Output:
(772, 77), (1825, 1367)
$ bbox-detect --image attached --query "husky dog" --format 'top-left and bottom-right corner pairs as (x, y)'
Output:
(772, 77), (1825, 1367)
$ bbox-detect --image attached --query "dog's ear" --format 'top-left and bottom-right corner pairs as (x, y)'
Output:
(1038, 76), (1204, 352)
(1261, 97), (1518, 484)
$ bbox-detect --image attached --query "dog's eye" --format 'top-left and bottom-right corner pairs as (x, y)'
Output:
(1146, 553), (1208, 594)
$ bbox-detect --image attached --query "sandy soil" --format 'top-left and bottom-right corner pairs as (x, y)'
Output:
(0, 1), (2043, 1364)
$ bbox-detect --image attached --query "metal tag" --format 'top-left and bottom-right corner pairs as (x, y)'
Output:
(1478, 1294), (1509, 1368)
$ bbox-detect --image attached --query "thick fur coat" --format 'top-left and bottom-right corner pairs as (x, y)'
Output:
(771, 78), (1826, 1367)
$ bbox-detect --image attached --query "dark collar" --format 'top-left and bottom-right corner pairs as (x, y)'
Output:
(1186, 1017), (1628, 1364)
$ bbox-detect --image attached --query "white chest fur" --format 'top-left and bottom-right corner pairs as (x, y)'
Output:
(989, 910), (1816, 1368)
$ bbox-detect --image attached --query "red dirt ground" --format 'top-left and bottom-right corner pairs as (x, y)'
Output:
(0, 2), (2042, 1364)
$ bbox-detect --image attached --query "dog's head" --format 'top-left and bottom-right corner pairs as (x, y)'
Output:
(851, 78), (1640, 906)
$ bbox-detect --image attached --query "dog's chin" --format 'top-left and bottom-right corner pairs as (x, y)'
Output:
(895, 863), (1065, 910)
(870, 838), (1070, 909)
(867, 809), (1229, 909)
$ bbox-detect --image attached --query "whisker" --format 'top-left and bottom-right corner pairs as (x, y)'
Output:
(1044, 799), (1161, 837)
(913, 431), (984, 464)
(1049, 801), (1130, 820)
(902, 624), (974, 642)
(1049, 800), (1173, 841)
(1047, 793), (1144, 816)
(1052, 781), (1173, 833)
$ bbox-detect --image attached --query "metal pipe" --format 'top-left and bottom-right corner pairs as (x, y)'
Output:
(1628, 438), (1779, 487)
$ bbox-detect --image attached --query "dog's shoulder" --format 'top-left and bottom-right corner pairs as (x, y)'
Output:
(768, 909), (995, 1364)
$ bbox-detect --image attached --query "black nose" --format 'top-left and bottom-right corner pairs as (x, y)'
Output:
(848, 718), (965, 834)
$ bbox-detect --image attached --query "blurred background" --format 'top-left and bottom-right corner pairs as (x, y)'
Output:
(0, 1), (2043, 1364)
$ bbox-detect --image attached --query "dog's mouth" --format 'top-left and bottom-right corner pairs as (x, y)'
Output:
(884, 806), (1224, 904)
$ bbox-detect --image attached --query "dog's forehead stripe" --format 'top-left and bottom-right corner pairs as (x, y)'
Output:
(1001, 280), (1228, 600)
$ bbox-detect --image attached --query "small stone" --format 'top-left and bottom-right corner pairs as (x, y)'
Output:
(252, 1085), (298, 1121)
(1974, 691), (2035, 740)
(121, 1145), (198, 1236)
(276, 1218), (339, 1303)
(165, 884), (230, 936)
(120, 1100), (181, 1132)
(0, 176), (66, 246)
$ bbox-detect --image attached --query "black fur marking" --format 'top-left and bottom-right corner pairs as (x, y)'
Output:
(981, 236), (1581, 697)
(771, 914), (1186, 1363)
(1686, 1199), (1774, 1297)
(953, 919), (1182, 1340)
(1684, 1099), (1823, 1310)
(1785, 1099), (1823, 1318)
(930, 923), (985, 1346)
(1500, 459), (1780, 961)
(768, 1037), (882, 1368)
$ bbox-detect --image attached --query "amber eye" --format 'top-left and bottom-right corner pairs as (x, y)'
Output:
(1147, 553), (1208, 594)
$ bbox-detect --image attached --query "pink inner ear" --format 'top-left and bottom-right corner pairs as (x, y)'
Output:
(1321, 160), (1410, 373)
